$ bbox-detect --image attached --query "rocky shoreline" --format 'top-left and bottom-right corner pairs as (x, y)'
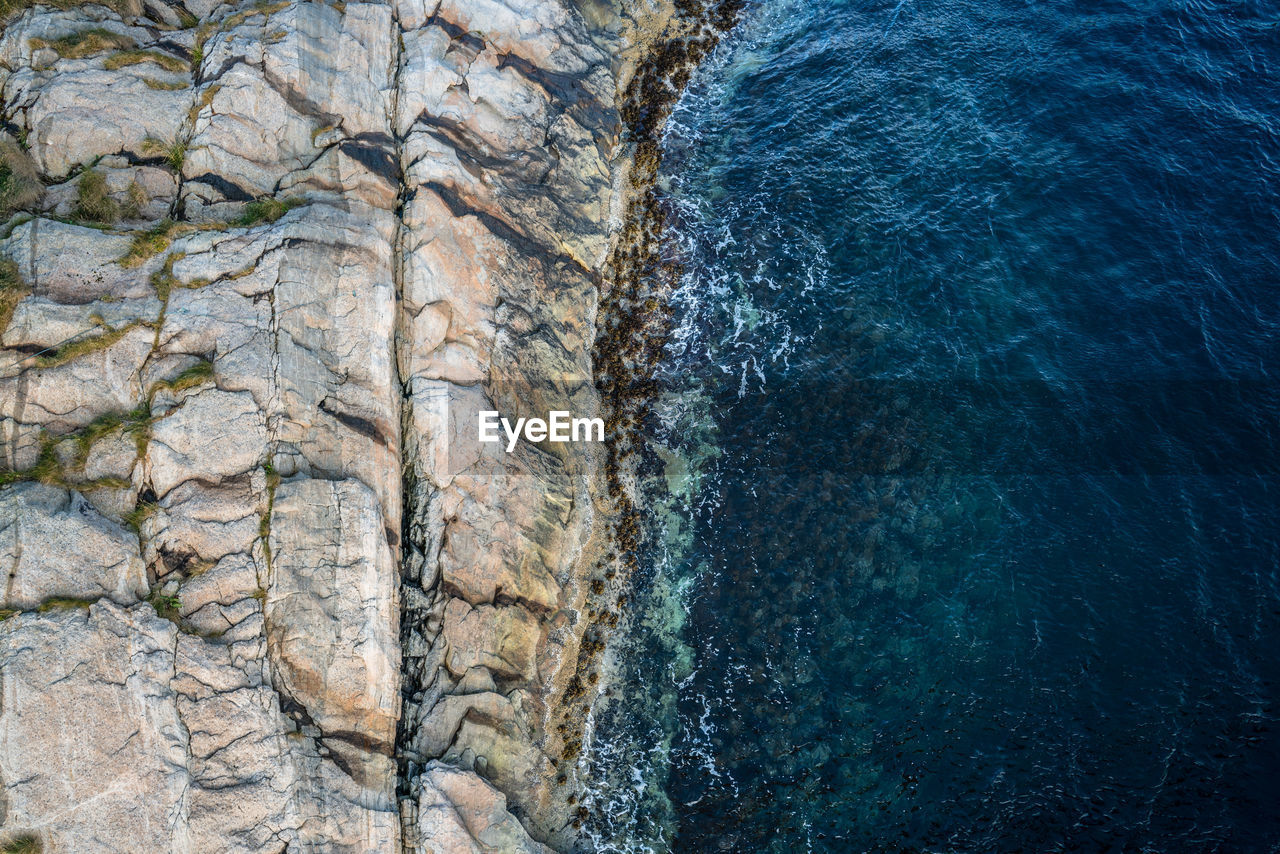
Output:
(0, 0), (735, 849)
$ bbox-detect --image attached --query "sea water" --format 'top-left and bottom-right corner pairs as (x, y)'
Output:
(583, 0), (1280, 850)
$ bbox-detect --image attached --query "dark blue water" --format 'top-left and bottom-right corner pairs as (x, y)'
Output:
(581, 0), (1280, 851)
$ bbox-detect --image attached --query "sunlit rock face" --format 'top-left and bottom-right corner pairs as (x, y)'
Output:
(0, 3), (403, 847)
(0, 0), (697, 848)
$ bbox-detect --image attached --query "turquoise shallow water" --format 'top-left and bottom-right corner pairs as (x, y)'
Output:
(581, 0), (1280, 850)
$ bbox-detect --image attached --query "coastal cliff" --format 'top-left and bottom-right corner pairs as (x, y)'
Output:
(0, 0), (735, 849)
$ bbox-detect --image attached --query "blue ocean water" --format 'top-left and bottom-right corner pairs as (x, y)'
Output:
(581, 0), (1280, 851)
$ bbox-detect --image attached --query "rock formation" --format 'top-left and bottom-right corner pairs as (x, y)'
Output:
(0, 0), (734, 849)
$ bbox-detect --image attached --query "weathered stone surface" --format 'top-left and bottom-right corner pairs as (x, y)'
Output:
(406, 761), (553, 854)
(0, 4), (193, 177)
(18, 66), (189, 178)
(148, 477), (263, 568)
(0, 596), (400, 853)
(0, 483), (146, 608)
(182, 1), (395, 217)
(82, 427), (139, 482)
(0, 218), (156, 304)
(1, 2), (408, 846)
(409, 690), (519, 761)
(3, 293), (162, 350)
(266, 477), (399, 751)
(148, 387), (269, 497)
(179, 551), (261, 634)
(0, 603), (187, 852)
(0, 324), (153, 470)
(40, 160), (177, 221)
(442, 598), (540, 684)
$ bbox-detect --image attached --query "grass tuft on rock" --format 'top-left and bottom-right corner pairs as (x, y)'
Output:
(73, 168), (119, 224)
(121, 218), (185, 267)
(0, 404), (151, 486)
(3, 0), (132, 22)
(123, 500), (159, 532)
(236, 196), (303, 227)
(148, 251), (189, 303)
(1, 835), (42, 854)
(35, 320), (144, 369)
(29, 437), (66, 486)
(29, 28), (134, 59)
(257, 460), (280, 571)
(187, 83), (221, 125)
(104, 49), (189, 73)
(150, 359), (213, 397)
(122, 180), (146, 219)
(35, 597), (96, 613)
(190, 22), (215, 68)
(0, 136), (41, 218)
(220, 0), (290, 33)
(141, 136), (186, 172)
(72, 404), (151, 468)
(167, 359), (214, 390)
(1, 256), (30, 333)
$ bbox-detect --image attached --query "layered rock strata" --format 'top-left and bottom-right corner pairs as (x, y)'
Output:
(0, 0), (734, 849)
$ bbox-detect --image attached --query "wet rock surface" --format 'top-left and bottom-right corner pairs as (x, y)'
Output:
(0, 0), (723, 848)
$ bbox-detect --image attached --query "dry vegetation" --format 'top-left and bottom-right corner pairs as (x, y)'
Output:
(122, 180), (146, 219)
(0, 256), (30, 332)
(141, 135), (186, 171)
(73, 168), (118, 224)
(34, 320), (144, 368)
(1, 834), (42, 853)
(2, 0), (136, 23)
(236, 196), (302, 227)
(0, 136), (42, 218)
(29, 27), (134, 58)
(104, 48), (189, 73)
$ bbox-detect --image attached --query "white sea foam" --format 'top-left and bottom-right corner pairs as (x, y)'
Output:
(574, 3), (836, 848)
